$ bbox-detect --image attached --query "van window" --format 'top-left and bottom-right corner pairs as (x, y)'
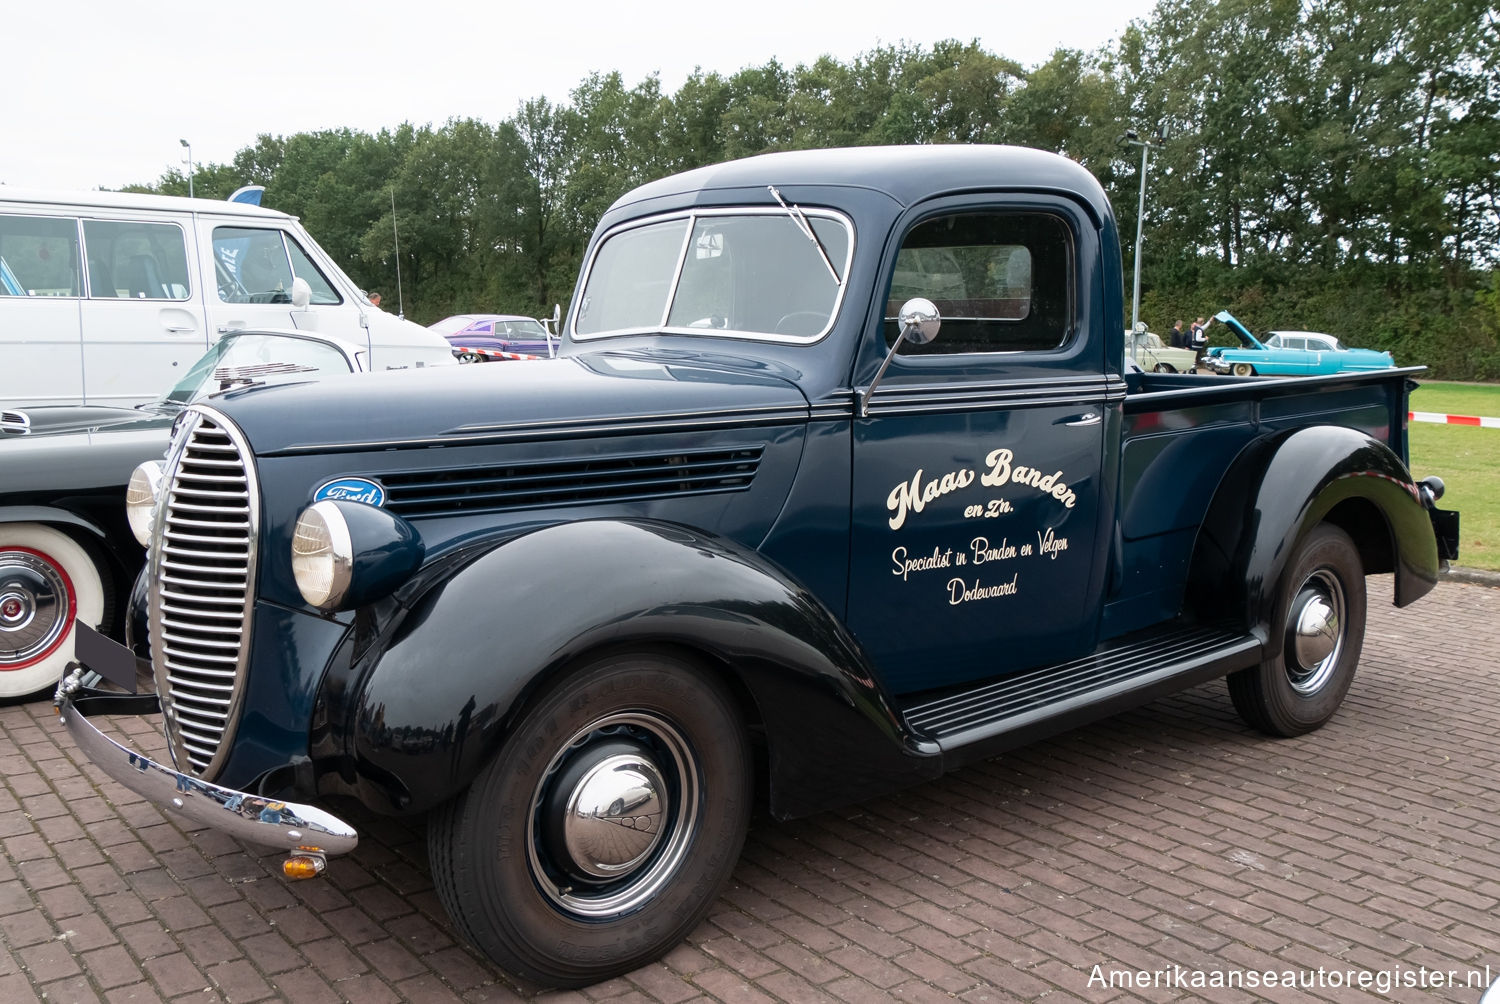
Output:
(285, 236), (342, 305)
(0, 215), (81, 296)
(885, 211), (1073, 355)
(213, 227), (341, 305)
(81, 220), (191, 300)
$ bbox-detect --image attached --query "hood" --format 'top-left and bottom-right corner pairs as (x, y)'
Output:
(1, 403), (173, 438)
(1, 421), (172, 496)
(214, 347), (812, 455)
(1213, 310), (1266, 350)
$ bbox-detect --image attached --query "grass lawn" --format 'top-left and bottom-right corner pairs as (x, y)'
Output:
(1408, 380), (1500, 419)
(1406, 382), (1500, 572)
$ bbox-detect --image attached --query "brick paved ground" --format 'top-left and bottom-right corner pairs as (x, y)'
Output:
(3, 576), (1498, 1004)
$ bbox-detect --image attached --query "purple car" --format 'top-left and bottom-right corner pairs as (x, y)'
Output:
(428, 314), (554, 362)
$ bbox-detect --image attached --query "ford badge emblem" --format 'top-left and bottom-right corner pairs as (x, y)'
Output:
(313, 477), (387, 507)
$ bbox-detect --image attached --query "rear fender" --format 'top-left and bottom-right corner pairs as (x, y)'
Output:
(1188, 426), (1439, 637)
(342, 519), (937, 818)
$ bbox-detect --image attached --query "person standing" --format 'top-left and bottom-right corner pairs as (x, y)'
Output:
(1170, 320), (1187, 348)
(1189, 316), (1211, 370)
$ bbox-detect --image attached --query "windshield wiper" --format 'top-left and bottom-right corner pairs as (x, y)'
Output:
(211, 362), (321, 392)
(768, 186), (842, 287)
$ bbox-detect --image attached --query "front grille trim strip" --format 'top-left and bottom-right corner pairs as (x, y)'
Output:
(148, 406), (259, 778)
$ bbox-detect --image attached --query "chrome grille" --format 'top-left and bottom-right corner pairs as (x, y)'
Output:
(149, 408), (258, 777)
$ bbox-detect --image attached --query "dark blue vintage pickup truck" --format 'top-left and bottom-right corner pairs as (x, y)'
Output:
(58, 145), (1459, 988)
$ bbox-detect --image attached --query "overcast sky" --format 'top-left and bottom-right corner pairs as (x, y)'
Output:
(5, 0), (1157, 193)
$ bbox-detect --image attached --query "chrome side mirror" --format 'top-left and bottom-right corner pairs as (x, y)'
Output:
(859, 298), (940, 418)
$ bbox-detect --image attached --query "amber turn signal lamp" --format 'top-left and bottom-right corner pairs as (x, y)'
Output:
(282, 848), (328, 880)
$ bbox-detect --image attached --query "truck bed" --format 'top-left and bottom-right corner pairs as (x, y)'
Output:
(1108, 367), (1420, 636)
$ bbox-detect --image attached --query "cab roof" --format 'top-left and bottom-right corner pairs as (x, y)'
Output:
(609, 144), (1114, 223)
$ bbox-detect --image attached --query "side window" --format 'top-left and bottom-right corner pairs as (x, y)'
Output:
(285, 236), (342, 305)
(885, 211), (1072, 355)
(82, 220), (191, 300)
(0, 215), (81, 296)
(212, 227), (295, 303)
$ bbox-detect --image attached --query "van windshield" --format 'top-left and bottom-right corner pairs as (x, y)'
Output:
(573, 208), (853, 342)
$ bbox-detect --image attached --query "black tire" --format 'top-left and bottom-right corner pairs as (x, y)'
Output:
(427, 651), (752, 988)
(1228, 524), (1365, 737)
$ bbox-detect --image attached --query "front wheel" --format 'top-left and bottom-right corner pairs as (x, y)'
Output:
(1228, 524), (1366, 736)
(1232, 362), (1256, 377)
(1, 524), (108, 701)
(428, 651), (752, 987)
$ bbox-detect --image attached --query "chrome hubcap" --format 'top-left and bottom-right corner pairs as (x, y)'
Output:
(1, 551), (69, 668)
(1285, 570), (1345, 695)
(529, 711), (699, 919)
(561, 752), (667, 878)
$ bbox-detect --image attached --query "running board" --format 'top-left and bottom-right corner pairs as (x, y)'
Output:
(900, 624), (1263, 762)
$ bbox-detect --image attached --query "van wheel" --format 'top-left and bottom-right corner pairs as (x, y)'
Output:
(1228, 524), (1365, 737)
(1232, 362), (1256, 377)
(428, 652), (751, 988)
(0, 525), (108, 701)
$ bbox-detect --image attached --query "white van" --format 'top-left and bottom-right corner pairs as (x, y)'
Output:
(0, 189), (454, 406)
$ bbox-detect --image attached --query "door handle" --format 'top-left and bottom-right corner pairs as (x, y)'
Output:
(1062, 412), (1101, 427)
(165, 325), (196, 333)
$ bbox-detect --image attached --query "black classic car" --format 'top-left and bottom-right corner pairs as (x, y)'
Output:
(1, 330), (365, 699)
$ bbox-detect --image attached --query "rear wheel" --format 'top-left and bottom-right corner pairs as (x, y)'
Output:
(1232, 362), (1256, 377)
(1228, 524), (1365, 736)
(0, 524), (107, 700)
(428, 651), (751, 987)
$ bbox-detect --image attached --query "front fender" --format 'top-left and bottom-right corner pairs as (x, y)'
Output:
(340, 519), (937, 818)
(1188, 425), (1439, 638)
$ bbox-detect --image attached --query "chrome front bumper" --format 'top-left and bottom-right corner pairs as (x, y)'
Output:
(55, 665), (358, 857)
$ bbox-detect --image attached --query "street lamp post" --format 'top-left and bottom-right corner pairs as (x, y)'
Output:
(1122, 129), (1156, 335)
(179, 139), (193, 198)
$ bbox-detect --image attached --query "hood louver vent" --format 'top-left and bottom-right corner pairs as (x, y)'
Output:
(380, 446), (764, 519)
(1, 410), (31, 435)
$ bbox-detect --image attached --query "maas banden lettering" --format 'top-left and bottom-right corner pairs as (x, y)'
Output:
(56, 145), (1460, 989)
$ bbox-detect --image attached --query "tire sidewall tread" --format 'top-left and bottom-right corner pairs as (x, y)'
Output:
(1230, 523), (1366, 737)
(428, 652), (750, 987)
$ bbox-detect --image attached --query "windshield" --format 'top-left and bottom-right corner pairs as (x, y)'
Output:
(573, 208), (853, 342)
(504, 318), (548, 337)
(429, 315), (479, 337)
(160, 333), (356, 407)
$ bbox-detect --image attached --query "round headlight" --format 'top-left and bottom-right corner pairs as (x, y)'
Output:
(125, 461), (165, 547)
(291, 501), (353, 609)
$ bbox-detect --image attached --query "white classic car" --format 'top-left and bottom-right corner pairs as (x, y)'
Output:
(1126, 328), (1198, 373)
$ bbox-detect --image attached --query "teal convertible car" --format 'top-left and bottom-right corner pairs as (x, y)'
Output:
(1205, 311), (1394, 376)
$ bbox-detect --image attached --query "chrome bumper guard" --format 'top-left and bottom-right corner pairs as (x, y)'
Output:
(55, 666), (358, 858)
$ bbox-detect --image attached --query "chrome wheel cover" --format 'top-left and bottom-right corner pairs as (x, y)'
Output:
(527, 710), (699, 919)
(1285, 569), (1345, 695)
(0, 549), (72, 668)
